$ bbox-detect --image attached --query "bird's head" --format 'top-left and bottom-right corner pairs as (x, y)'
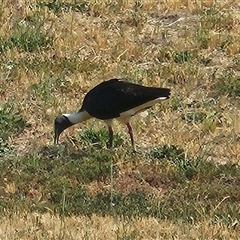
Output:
(54, 115), (74, 144)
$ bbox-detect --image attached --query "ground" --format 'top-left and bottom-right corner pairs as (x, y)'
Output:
(0, 0), (240, 239)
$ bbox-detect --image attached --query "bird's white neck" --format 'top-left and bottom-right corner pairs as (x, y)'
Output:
(63, 111), (91, 124)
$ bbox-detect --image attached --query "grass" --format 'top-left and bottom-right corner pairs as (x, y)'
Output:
(78, 127), (125, 148)
(0, 15), (53, 52)
(0, 102), (25, 140)
(1, 147), (240, 223)
(1, 145), (240, 224)
(1, 0), (240, 238)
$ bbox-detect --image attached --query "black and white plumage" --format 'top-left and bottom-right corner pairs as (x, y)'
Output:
(54, 79), (170, 151)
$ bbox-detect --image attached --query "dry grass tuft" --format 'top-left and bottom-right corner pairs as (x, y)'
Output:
(0, 212), (239, 240)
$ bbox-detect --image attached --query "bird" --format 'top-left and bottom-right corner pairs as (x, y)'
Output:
(54, 78), (171, 151)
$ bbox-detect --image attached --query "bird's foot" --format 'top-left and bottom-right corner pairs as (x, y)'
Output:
(131, 147), (140, 154)
(106, 141), (112, 149)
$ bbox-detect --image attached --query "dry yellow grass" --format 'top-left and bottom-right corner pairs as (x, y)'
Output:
(0, 212), (239, 240)
(1, 0), (240, 238)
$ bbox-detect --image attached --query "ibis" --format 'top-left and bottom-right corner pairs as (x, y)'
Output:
(54, 79), (170, 151)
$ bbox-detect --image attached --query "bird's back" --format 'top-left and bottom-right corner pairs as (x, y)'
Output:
(80, 79), (170, 120)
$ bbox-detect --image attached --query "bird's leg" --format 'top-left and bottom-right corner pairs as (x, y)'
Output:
(106, 126), (113, 149)
(126, 122), (136, 152)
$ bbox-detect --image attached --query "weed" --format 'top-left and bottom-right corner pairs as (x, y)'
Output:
(181, 111), (207, 123)
(29, 76), (55, 105)
(196, 6), (233, 49)
(0, 18), (53, 53)
(172, 50), (193, 63)
(0, 138), (13, 157)
(198, 7), (223, 31)
(196, 28), (209, 49)
(78, 128), (124, 148)
(38, 0), (90, 14)
(170, 95), (183, 111)
(172, 157), (202, 180)
(148, 144), (185, 161)
(0, 102), (25, 141)
(213, 69), (240, 97)
(147, 145), (224, 181)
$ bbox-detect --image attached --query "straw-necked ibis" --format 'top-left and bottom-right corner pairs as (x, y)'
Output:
(54, 78), (170, 151)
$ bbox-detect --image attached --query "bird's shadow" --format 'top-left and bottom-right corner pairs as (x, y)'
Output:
(38, 142), (88, 161)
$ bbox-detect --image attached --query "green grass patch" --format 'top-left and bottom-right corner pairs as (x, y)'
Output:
(147, 144), (185, 161)
(0, 17), (53, 53)
(172, 50), (193, 63)
(0, 148), (240, 223)
(78, 128), (125, 149)
(0, 102), (25, 140)
(147, 145), (217, 181)
(181, 111), (207, 123)
(0, 138), (13, 157)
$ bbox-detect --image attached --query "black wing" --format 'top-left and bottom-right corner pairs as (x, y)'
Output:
(80, 79), (170, 120)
